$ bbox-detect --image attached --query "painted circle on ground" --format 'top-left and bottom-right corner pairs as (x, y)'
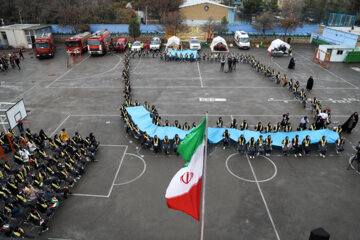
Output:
(225, 153), (277, 183)
(114, 153), (146, 185)
(348, 155), (360, 175)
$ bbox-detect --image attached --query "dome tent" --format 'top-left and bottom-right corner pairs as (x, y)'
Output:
(267, 39), (291, 56)
(166, 36), (182, 51)
(210, 36), (229, 52)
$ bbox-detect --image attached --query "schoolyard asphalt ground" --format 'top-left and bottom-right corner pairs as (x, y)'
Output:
(0, 43), (359, 240)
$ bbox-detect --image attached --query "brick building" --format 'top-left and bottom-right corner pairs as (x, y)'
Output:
(180, 0), (237, 25)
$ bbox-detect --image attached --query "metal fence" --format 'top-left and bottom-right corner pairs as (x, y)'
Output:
(237, 8), (340, 25)
(326, 11), (358, 27)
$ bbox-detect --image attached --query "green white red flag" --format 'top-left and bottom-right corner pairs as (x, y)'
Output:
(165, 118), (206, 221)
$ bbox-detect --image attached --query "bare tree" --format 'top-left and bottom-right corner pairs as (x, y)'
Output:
(140, 0), (184, 20)
(279, 0), (303, 40)
(253, 11), (275, 39)
(159, 11), (187, 36)
(201, 17), (216, 42)
(214, 16), (229, 35)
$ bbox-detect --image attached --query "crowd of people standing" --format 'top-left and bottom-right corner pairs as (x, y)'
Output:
(0, 49), (24, 71)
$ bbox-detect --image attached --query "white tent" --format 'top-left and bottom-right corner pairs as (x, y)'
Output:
(166, 36), (181, 50)
(210, 36), (229, 52)
(267, 39), (291, 56)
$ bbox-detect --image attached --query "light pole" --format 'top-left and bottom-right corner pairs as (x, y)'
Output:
(19, 10), (23, 24)
(145, 6), (148, 25)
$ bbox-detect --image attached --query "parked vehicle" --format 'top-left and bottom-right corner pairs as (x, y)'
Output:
(189, 37), (201, 50)
(150, 37), (161, 52)
(143, 42), (150, 51)
(65, 32), (92, 53)
(234, 31), (250, 49)
(114, 37), (128, 53)
(88, 29), (111, 55)
(131, 41), (142, 51)
(35, 33), (56, 58)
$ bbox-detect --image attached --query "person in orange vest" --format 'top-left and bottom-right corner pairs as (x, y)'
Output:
(60, 129), (69, 142)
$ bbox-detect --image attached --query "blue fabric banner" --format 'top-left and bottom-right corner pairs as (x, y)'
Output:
(166, 49), (197, 59)
(126, 106), (339, 146)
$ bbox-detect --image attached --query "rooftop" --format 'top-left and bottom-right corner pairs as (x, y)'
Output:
(321, 44), (354, 49)
(0, 24), (50, 30)
(328, 26), (360, 36)
(180, 0), (235, 9)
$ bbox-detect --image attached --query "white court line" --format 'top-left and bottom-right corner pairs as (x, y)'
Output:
(10, 84), (38, 102)
(197, 61), (204, 87)
(48, 238), (73, 240)
(46, 55), (91, 88)
(226, 153), (277, 183)
(131, 57), (142, 73)
(47, 86), (122, 89)
(71, 114), (119, 117)
(107, 145), (128, 197)
(113, 153), (146, 186)
(347, 155), (360, 175)
(100, 144), (128, 147)
(268, 98), (360, 102)
(58, 55), (123, 81)
(294, 51), (359, 89)
(130, 86), (356, 90)
(44, 86), (357, 90)
(49, 114), (71, 137)
(0, 102), (15, 104)
(135, 77), (200, 81)
(71, 193), (108, 198)
(246, 154), (281, 240)
(160, 113), (350, 117)
(72, 145), (128, 198)
(270, 57), (287, 73)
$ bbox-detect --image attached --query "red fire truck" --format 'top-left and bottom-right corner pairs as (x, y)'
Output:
(114, 37), (128, 53)
(87, 29), (111, 55)
(35, 33), (56, 58)
(65, 32), (92, 53)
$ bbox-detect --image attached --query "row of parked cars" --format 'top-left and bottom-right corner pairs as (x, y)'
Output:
(129, 37), (201, 52)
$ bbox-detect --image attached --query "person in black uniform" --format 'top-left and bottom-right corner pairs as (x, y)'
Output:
(163, 136), (170, 155)
(222, 130), (230, 149)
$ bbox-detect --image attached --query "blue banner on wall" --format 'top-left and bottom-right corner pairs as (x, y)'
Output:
(126, 106), (339, 146)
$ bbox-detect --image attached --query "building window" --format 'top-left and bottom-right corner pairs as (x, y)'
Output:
(1, 32), (7, 40)
(337, 50), (343, 55)
(204, 5), (209, 11)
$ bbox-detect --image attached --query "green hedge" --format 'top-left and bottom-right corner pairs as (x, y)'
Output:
(345, 51), (360, 63)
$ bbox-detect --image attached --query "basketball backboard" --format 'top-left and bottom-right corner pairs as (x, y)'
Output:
(5, 99), (27, 129)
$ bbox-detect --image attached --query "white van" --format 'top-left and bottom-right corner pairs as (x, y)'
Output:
(189, 37), (201, 50)
(150, 37), (161, 51)
(234, 31), (250, 49)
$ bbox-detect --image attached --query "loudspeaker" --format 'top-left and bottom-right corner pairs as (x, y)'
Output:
(309, 227), (330, 240)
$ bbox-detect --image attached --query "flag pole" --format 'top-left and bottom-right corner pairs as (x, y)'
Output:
(200, 112), (208, 240)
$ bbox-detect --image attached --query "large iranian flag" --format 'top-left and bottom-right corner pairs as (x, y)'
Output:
(165, 118), (206, 221)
